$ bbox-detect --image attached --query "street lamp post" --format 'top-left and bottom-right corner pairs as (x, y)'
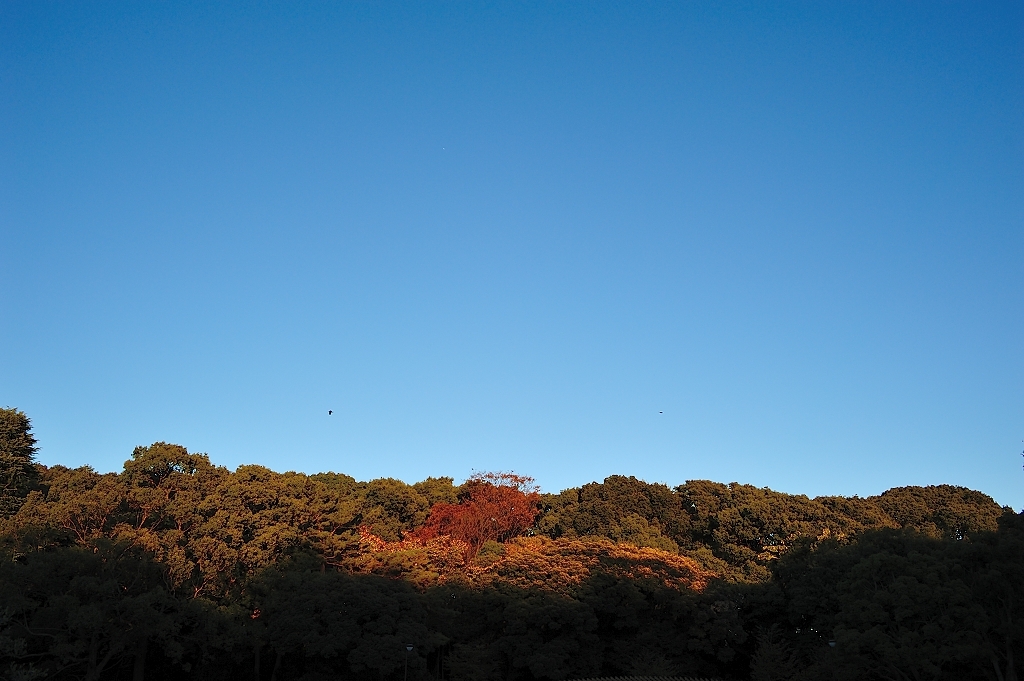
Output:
(404, 644), (414, 681)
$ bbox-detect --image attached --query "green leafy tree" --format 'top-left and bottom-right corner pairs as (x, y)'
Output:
(118, 443), (227, 593)
(358, 477), (431, 541)
(538, 475), (687, 552)
(0, 408), (39, 518)
(874, 485), (1005, 540)
(413, 476), (459, 507)
(22, 465), (125, 545)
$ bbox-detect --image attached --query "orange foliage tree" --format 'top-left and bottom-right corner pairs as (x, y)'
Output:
(412, 472), (541, 559)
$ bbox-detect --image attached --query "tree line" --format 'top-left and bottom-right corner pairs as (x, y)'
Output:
(0, 407), (1020, 680)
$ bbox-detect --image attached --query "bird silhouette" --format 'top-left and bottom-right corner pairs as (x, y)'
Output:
(659, 411), (663, 414)
(328, 410), (332, 415)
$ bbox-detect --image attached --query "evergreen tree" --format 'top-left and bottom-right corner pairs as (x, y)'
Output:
(0, 408), (38, 517)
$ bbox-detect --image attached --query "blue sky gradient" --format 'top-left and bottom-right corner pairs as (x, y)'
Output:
(2, 2), (1021, 507)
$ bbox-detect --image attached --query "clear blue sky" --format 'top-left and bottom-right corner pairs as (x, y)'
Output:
(2, 2), (1021, 507)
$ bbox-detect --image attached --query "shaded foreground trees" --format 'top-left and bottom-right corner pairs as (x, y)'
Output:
(0, 417), (1019, 680)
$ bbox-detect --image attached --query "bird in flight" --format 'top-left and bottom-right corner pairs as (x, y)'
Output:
(328, 410), (333, 415)
(659, 411), (663, 414)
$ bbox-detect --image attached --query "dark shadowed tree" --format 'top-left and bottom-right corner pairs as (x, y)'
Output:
(0, 541), (183, 681)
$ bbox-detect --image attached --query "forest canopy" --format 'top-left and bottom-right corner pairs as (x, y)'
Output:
(0, 408), (1020, 681)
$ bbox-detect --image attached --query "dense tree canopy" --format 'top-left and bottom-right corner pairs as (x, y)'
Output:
(0, 411), (1019, 680)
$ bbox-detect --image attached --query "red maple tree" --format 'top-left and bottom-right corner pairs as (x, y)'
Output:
(412, 472), (541, 559)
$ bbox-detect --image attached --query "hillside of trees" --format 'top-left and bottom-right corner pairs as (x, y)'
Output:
(1, 407), (1021, 681)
